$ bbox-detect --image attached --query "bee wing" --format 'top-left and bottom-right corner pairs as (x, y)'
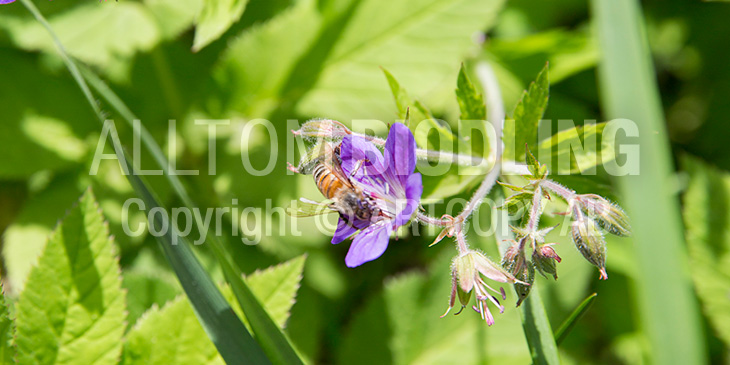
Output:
(286, 198), (335, 217)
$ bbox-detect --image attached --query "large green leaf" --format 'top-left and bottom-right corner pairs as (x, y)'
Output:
(193, 0), (250, 52)
(14, 190), (126, 364)
(296, 0), (504, 121)
(5, 2), (160, 79)
(123, 256), (306, 364)
(682, 156), (730, 346)
(503, 63), (549, 162)
(216, 0), (505, 120)
(0, 286), (14, 364)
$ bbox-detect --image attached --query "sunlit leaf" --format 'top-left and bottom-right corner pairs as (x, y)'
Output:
(537, 122), (615, 175)
(455, 64), (486, 121)
(123, 256), (306, 364)
(193, 0), (250, 52)
(503, 63), (549, 162)
(245, 255), (306, 328)
(15, 190), (126, 365)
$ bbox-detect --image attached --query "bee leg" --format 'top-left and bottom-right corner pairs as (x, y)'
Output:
(287, 162), (302, 174)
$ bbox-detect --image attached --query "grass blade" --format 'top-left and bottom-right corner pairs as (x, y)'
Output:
(79, 33), (303, 365)
(554, 293), (597, 346)
(590, 0), (707, 363)
(18, 1), (271, 363)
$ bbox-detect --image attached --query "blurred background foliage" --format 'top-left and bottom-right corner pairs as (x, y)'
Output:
(0, 0), (729, 363)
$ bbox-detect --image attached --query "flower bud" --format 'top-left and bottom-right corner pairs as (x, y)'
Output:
(293, 119), (351, 141)
(443, 250), (515, 324)
(576, 195), (631, 237)
(571, 218), (608, 279)
(532, 244), (561, 280)
(501, 242), (534, 306)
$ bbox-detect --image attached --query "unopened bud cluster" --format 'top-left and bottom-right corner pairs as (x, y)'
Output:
(494, 148), (631, 308)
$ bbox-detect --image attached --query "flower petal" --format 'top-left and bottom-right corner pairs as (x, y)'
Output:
(394, 172), (422, 227)
(0, 0), (16, 4)
(332, 218), (358, 245)
(384, 123), (416, 186)
(345, 224), (392, 267)
(340, 135), (386, 179)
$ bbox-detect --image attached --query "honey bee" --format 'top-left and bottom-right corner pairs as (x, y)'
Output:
(287, 141), (379, 224)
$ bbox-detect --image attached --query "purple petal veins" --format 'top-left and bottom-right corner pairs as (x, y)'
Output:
(345, 224), (393, 267)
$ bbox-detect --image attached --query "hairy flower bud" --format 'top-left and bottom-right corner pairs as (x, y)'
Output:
(501, 241), (534, 306)
(532, 244), (561, 280)
(293, 119), (351, 141)
(576, 194), (631, 237)
(442, 250), (516, 325)
(571, 218), (608, 279)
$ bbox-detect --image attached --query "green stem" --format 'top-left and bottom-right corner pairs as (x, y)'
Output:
(494, 189), (560, 365)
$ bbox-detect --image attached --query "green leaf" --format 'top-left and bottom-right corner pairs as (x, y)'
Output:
(14, 189), (126, 365)
(123, 256), (306, 364)
(216, 0), (505, 121)
(554, 293), (597, 345)
(504, 63), (549, 162)
(193, 0), (250, 52)
(381, 68), (456, 151)
(455, 64), (486, 121)
(6, 3), (161, 78)
(245, 255), (306, 328)
(123, 296), (223, 365)
(682, 156), (730, 347)
(486, 28), (598, 85)
(0, 285), (14, 364)
(339, 253), (531, 365)
(537, 122), (614, 175)
(592, 0), (706, 363)
(17, 1), (272, 361)
(122, 271), (181, 329)
(146, 0), (204, 40)
(296, 0), (505, 121)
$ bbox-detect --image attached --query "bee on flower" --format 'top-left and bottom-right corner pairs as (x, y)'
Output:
(288, 122), (423, 267)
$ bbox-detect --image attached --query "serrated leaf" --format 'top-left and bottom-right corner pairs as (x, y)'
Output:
(123, 256), (306, 364)
(504, 64), (549, 162)
(455, 64), (486, 121)
(15, 189), (126, 365)
(245, 255), (306, 328)
(682, 156), (730, 346)
(537, 122), (614, 175)
(0, 285), (14, 364)
(122, 271), (180, 329)
(122, 297), (222, 365)
(192, 0), (250, 52)
(499, 192), (533, 216)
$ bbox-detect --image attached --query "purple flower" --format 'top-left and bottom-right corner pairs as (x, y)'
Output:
(332, 123), (423, 267)
(0, 0), (16, 4)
